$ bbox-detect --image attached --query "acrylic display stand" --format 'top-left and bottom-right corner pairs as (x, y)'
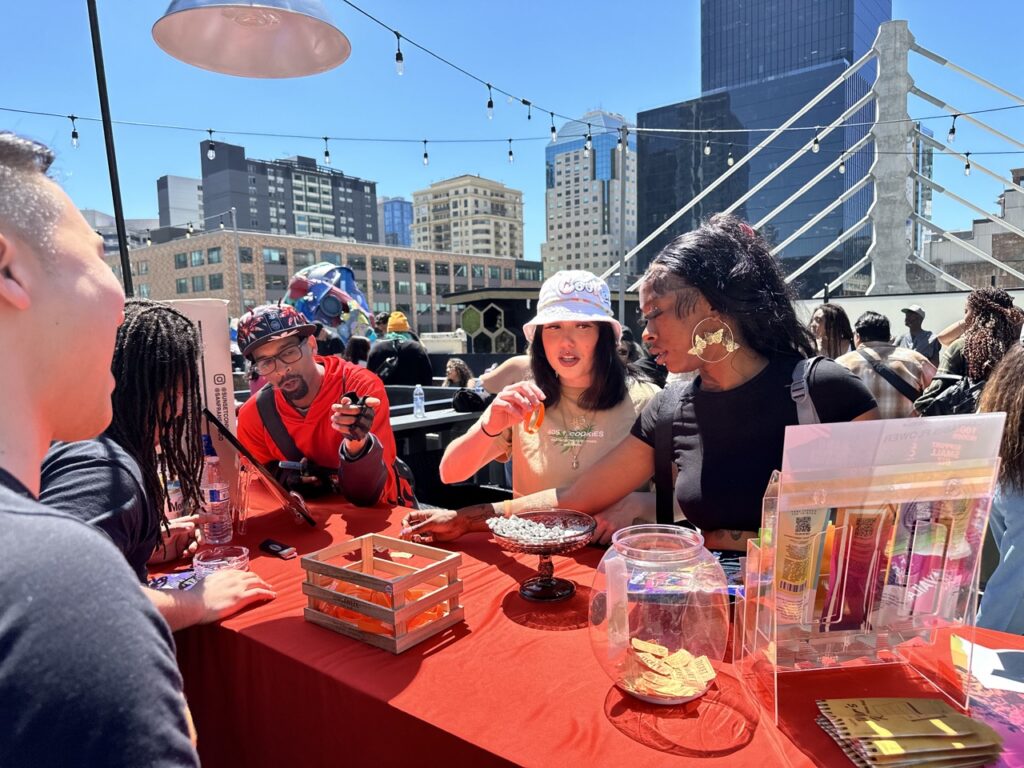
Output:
(733, 414), (1006, 723)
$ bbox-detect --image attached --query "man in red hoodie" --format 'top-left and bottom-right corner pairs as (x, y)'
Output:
(236, 304), (398, 506)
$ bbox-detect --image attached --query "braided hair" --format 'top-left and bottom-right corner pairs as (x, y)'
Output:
(962, 288), (1024, 381)
(641, 213), (816, 359)
(107, 299), (204, 536)
(811, 303), (855, 359)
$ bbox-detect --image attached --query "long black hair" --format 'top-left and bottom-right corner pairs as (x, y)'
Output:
(530, 322), (628, 411)
(641, 213), (816, 359)
(107, 299), (204, 536)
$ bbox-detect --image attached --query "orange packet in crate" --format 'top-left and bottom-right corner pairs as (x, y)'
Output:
(301, 533), (465, 653)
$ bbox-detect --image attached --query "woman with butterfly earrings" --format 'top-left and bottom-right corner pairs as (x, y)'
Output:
(438, 270), (659, 520)
(403, 215), (877, 550)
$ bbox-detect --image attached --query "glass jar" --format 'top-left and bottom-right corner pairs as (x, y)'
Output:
(589, 525), (730, 705)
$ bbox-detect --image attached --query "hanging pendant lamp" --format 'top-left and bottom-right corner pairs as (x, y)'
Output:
(153, 0), (351, 78)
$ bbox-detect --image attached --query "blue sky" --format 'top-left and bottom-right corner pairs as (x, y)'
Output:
(3, 1), (1023, 261)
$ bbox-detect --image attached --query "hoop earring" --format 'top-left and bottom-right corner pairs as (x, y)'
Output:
(689, 317), (740, 363)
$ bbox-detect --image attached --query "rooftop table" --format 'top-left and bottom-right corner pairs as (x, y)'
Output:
(171, 491), (1024, 768)
(389, 407), (478, 434)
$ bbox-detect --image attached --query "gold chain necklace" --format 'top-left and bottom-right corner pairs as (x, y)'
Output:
(556, 402), (597, 470)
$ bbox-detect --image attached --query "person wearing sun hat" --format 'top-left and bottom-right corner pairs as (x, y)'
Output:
(235, 303), (401, 506)
(437, 270), (659, 514)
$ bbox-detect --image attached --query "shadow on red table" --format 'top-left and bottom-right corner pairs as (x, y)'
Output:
(500, 585), (593, 631)
(604, 668), (760, 759)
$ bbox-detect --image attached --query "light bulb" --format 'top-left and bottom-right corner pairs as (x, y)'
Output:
(727, 145), (735, 166)
(551, 125), (557, 142)
(812, 136), (820, 153)
(394, 33), (404, 75)
(948, 115), (958, 144)
(703, 139), (712, 156)
(323, 137), (331, 165)
(964, 152), (972, 176)
(838, 159), (846, 175)
(207, 143), (216, 161)
(187, 221), (194, 234)
(69, 115), (79, 148)
(487, 95), (494, 120)
(422, 140), (429, 166)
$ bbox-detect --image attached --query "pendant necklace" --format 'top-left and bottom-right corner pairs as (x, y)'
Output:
(560, 405), (596, 471)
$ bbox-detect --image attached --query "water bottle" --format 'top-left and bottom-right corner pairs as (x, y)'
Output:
(413, 384), (426, 419)
(165, 480), (185, 520)
(475, 376), (486, 397)
(200, 455), (233, 545)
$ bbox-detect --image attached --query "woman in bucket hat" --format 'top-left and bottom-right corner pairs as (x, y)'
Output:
(438, 270), (659, 520)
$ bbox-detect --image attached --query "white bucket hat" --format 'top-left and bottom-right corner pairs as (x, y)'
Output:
(523, 270), (622, 342)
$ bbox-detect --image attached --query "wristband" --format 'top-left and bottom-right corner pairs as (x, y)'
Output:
(480, 422), (501, 438)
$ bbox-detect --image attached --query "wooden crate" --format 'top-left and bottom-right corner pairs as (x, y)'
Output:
(300, 533), (465, 654)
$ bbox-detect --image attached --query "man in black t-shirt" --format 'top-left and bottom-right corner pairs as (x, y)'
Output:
(0, 133), (198, 766)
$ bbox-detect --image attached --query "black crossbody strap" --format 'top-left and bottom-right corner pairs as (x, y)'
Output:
(255, 384), (304, 462)
(856, 348), (921, 402)
(655, 382), (687, 525)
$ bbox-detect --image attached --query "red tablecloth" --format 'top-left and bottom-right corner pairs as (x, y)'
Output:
(172, 493), (1024, 768)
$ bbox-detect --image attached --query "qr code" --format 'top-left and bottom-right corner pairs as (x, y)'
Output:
(795, 516), (811, 534)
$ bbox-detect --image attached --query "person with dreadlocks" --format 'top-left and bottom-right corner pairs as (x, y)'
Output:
(915, 288), (1024, 415)
(808, 303), (855, 359)
(41, 299), (275, 630)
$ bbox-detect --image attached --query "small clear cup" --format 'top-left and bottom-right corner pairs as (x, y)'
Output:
(194, 545), (250, 580)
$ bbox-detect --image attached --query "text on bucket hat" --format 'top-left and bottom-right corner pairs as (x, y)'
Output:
(387, 311), (411, 334)
(237, 304), (318, 358)
(523, 270), (622, 342)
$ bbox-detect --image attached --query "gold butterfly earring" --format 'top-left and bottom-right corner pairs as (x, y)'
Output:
(689, 317), (740, 362)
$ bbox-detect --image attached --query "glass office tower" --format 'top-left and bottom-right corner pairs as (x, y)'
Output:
(637, 0), (892, 296)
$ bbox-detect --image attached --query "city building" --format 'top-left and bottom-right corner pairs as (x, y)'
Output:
(157, 175), (204, 229)
(412, 174), (524, 259)
(378, 196), (414, 247)
(540, 110), (637, 277)
(81, 209), (158, 258)
(920, 168), (1024, 291)
(111, 230), (543, 330)
(636, 0), (894, 296)
(200, 140), (379, 243)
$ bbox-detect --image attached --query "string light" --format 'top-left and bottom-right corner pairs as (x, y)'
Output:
(486, 84), (494, 120)
(186, 221), (194, 236)
(838, 156), (846, 174)
(948, 114), (958, 143)
(206, 129), (216, 160)
(727, 143), (735, 166)
(703, 133), (712, 155)
(617, 133), (622, 150)
(422, 139), (429, 166)
(811, 131), (820, 153)
(964, 151), (972, 176)
(522, 99), (532, 120)
(584, 124), (592, 159)
(549, 112), (557, 142)
(219, 216), (225, 230)
(68, 115), (79, 148)
(146, 230), (152, 247)
(394, 32), (404, 75)
(507, 138), (514, 164)
(322, 136), (331, 165)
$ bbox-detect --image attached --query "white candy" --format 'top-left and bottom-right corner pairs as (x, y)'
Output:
(487, 515), (591, 544)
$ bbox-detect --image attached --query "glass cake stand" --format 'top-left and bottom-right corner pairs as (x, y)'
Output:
(491, 509), (596, 602)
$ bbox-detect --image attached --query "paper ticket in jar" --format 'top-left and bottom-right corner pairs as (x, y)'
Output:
(688, 655), (716, 684)
(630, 637), (669, 658)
